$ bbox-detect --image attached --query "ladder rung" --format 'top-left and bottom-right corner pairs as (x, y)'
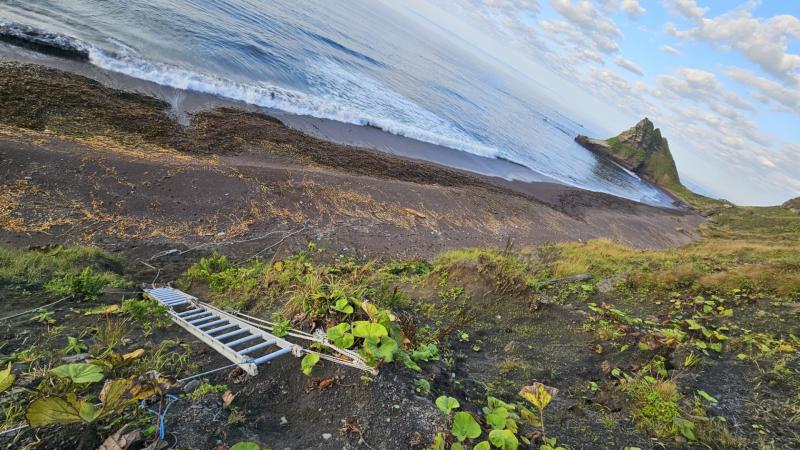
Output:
(253, 347), (292, 365)
(206, 323), (237, 334)
(239, 339), (276, 355)
(197, 319), (227, 330)
(225, 334), (259, 348)
(182, 311), (210, 320)
(164, 297), (187, 304)
(165, 300), (189, 307)
(177, 308), (202, 317)
(215, 328), (247, 341)
(188, 315), (217, 325)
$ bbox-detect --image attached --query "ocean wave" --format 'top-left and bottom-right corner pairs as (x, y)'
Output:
(87, 47), (503, 159)
(0, 21), (89, 60)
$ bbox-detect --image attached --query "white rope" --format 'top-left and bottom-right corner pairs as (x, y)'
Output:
(219, 307), (377, 375)
(0, 295), (73, 323)
(177, 363), (239, 383)
(0, 424), (27, 437)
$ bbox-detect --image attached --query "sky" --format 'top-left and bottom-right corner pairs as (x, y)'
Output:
(398, 0), (800, 205)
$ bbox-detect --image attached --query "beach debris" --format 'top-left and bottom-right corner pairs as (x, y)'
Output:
(98, 426), (143, 450)
(402, 207), (426, 219)
(221, 390), (237, 408)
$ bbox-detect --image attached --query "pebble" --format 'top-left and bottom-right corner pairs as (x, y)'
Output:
(183, 379), (201, 393)
(322, 433), (332, 440)
(61, 353), (91, 363)
(280, 416), (288, 426)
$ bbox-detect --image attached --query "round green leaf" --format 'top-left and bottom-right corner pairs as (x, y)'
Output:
(331, 298), (354, 315)
(0, 362), (15, 393)
(435, 395), (460, 415)
(50, 363), (104, 384)
(352, 321), (388, 340)
(26, 397), (83, 427)
(229, 443), (261, 450)
(451, 411), (481, 442)
(301, 353), (320, 376)
(326, 323), (354, 349)
(488, 429), (519, 450)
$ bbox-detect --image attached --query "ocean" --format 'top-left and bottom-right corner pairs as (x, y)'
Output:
(0, 0), (673, 206)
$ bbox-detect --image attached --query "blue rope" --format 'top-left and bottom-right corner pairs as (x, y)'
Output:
(142, 394), (179, 440)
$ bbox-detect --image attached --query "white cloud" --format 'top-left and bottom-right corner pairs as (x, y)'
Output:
(619, 0), (645, 19)
(659, 45), (682, 56)
(547, 0), (623, 53)
(655, 68), (755, 112)
(613, 55), (644, 76)
(667, 9), (800, 83)
(664, 0), (708, 24)
(725, 68), (800, 114)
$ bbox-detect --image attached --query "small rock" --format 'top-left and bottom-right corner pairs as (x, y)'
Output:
(280, 416), (288, 426)
(183, 379), (202, 393)
(322, 433), (332, 440)
(62, 353), (91, 363)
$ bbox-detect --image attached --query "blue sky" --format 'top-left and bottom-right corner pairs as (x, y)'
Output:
(404, 0), (800, 205)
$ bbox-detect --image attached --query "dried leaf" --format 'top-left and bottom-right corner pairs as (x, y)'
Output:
(26, 397), (83, 427)
(98, 426), (143, 450)
(317, 377), (335, 390)
(0, 362), (15, 393)
(221, 390), (237, 408)
(84, 304), (121, 315)
(100, 379), (132, 411)
(518, 382), (558, 410)
(122, 348), (145, 361)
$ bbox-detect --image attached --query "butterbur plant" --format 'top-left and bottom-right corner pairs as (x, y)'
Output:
(0, 363), (14, 394)
(518, 382), (558, 440)
(63, 336), (88, 355)
(301, 353), (320, 376)
(326, 323), (354, 349)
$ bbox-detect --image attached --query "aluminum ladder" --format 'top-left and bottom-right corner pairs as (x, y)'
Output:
(144, 287), (299, 376)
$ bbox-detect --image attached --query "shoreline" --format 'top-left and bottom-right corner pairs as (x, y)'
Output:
(0, 41), (680, 209)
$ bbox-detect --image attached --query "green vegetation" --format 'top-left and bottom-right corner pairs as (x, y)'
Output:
(430, 383), (563, 449)
(0, 245), (125, 292)
(45, 267), (130, 300)
(181, 248), (448, 373)
(187, 383), (228, 400)
(1, 203), (797, 448)
(122, 297), (171, 334)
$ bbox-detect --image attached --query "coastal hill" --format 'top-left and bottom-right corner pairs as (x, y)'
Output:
(575, 118), (681, 189)
(784, 196), (800, 213)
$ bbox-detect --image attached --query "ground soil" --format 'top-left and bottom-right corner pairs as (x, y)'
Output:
(0, 61), (714, 450)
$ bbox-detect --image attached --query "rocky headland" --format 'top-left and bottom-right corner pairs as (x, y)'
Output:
(575, 118), (681, 189)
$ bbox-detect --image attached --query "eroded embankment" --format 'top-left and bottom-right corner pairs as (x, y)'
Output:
(0, 62), (702, 258)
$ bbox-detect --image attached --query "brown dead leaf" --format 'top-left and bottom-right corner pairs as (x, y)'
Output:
(402, 207), (426, 219)
(318, 377), (335, 390)
(221, 390), (237, 408)
(339, 416), (362, 435)
(98, 426), (143, 450)
(122, 348), (145, 361)
(601, 360), (611, 374)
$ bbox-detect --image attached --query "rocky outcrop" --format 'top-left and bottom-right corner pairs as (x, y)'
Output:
(575, 118), (681, 189)
(783, 196), (800, 213)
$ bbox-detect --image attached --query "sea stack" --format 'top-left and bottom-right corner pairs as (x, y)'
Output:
(575, 117), (681, 189)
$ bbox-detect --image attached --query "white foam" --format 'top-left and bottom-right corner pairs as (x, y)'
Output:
(87, 47), (502, 160)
